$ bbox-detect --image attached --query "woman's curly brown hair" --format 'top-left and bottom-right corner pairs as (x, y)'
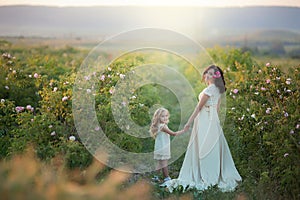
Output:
(202, 65), (226, 93)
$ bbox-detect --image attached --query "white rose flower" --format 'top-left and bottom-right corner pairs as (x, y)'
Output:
(69, 136), (76, 141)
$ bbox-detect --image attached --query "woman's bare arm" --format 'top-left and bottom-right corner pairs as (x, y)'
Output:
(217, 97), (221, 113)
(185, 94), (210, 128)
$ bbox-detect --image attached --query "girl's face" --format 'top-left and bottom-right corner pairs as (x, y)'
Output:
(159, 111), (169, 124)
(204, 68), (215, 83)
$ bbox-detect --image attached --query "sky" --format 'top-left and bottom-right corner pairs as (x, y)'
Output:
(0, 0), (299, 7)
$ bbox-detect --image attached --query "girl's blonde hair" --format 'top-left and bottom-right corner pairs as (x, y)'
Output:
(149, 107), (169, 139)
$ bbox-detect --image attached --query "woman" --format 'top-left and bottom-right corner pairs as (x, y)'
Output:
(165, 65), (242, 192)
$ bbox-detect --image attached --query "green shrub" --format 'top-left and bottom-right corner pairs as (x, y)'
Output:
(225, 60), (300, 198)
(1, 42), (299, 199)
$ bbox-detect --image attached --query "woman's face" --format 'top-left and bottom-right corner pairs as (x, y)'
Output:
(160, 111), (169, 124)
(204, 68), (215, 83)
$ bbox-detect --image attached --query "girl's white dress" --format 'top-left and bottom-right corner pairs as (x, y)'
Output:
(154, 123), (171, 160)
(166, 84), (242, 192)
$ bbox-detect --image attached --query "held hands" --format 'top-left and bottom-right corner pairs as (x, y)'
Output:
(183, 125), (190, 132)
(176, 124), (190, 136)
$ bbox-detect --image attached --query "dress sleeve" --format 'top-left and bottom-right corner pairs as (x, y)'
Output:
(203, 85), (213, 96)
(158, 123), (167, 131)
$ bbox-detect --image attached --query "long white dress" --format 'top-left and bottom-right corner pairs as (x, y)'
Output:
(166, 84), (242, 192)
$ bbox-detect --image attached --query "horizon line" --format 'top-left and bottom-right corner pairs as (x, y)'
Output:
(0, 4), (300, 8)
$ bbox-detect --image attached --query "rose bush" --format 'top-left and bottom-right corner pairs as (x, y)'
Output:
(1, 41), (299, 198)
(211, 47), (299, 198)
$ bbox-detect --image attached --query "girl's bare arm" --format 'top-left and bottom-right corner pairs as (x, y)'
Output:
(161, 125), (184, 136)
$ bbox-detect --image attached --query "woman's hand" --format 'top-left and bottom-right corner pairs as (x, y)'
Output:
(184, 123), (190, 131)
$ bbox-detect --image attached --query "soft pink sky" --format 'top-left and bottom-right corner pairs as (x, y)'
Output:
(0, 0), (299, 7)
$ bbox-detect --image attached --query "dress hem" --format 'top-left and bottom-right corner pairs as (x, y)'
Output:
(164, 178), (240, 193)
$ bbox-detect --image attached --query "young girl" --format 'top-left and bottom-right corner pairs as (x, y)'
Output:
(149, 107), (186, 185)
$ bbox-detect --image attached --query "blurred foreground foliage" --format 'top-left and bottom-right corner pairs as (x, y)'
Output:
(0, 147), (151, 200)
